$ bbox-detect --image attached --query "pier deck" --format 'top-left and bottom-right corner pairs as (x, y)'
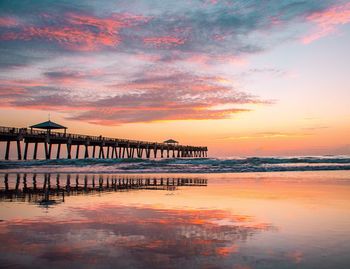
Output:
(0, 126), (208, 160)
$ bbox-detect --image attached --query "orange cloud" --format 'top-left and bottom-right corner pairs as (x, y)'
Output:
(216, 244), (239, 256)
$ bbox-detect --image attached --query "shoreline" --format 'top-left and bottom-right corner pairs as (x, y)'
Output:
(1, 169), (349, 175)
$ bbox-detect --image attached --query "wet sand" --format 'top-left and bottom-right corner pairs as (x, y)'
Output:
(0, 171), (350, 269)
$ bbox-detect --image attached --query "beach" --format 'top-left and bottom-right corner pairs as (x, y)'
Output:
(1, 170), (349, 269)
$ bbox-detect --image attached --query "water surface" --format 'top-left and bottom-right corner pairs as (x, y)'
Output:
(1, 156), (350, 173)
(0, 171), (349, 268)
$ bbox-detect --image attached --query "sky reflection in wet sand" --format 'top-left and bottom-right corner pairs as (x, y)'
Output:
(0, 171), (350, 269)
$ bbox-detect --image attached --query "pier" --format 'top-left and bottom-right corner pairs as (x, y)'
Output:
(0, 123), (208, 160)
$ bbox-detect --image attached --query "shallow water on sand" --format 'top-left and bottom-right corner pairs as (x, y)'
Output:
(0, 171), (350, 269)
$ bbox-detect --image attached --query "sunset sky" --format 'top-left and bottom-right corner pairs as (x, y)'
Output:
(0, 0), (349, 156)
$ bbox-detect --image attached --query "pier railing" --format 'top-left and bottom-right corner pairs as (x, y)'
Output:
(0, 126), (195, 146)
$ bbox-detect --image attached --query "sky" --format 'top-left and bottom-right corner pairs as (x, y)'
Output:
(0, 0), (349, 157)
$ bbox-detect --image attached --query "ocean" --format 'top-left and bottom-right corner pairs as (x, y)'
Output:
(0, 155), (349, 173)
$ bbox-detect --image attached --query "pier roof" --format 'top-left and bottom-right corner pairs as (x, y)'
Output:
(30, 120), (67, 130)
(164, 139), (178, 144)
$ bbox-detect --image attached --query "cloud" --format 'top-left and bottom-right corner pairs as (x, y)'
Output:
(143, 36), (186, 47)
(220, 131), (311, 140)
(0, 47), (50, 69)
(0, 16), (18, 27)
(240, 68), (287, 78)
(1, 1), (345, 56)
(301, 126), (329, 131)
(69, 107), (249, 125)
(302, 2), (350, 44)
(0, 0), (348, 125)
(1, 12), (149, 51)
(0, 68), (265, 124)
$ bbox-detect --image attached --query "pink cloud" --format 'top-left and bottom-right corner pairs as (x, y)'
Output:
(303, 3), (350, 44)
(1, 13), (148, 51)
(0, 16), (18, 27)
(0, 69), (264, 124)
(143, 36), (186, 47)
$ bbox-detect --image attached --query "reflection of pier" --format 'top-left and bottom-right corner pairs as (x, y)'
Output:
(0, 173), (207, 207)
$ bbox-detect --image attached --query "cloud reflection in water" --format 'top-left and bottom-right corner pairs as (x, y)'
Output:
(0, 204), (274, 268)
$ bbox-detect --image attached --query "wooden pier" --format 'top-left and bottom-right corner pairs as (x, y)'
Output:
(0, 126), (208, 160)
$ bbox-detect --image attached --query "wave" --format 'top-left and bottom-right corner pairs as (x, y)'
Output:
(0, 156), (350, 173)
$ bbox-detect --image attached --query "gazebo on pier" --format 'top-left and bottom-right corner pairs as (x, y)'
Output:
(164, 139), (179, 146)
(30, 120), (67, 134)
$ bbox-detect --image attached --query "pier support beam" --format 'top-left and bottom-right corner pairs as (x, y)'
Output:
(84, 145), (89, 159)
(5, 141), (10, 160)
(56, 144), (61, 159)
(116, 147), (120, 158)
(48, 143), (52, 159)
(67, 144), (72, 159)
(106, 146), (110, 159)
(92, 145), (96, 158)
(33, 142), (38, 159)
(24, 142), (29, 160)
(126, 146), (131, 158)
(16, 140), (22, 160)
(146, 147), (151, 158)
(75, 145), (80, 159)
(99, 146), (105, 159)
(136, 148), (141, 158)
(44, 142), (49, 160)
